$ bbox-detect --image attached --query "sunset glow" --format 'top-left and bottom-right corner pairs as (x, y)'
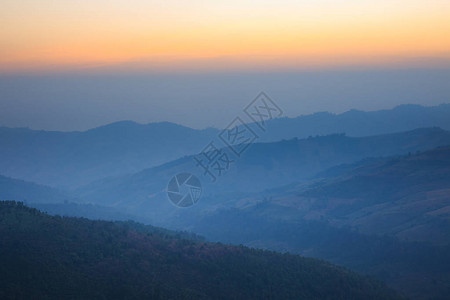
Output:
(1, 0), (450, 72)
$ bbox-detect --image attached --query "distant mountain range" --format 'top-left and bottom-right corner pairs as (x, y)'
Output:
(74, 127), (450, 226)
(0, 122), (217, 188)
(3, 126), (449, 232)
(1, 103), (450, 188)
(0, 201), (403, 300)
(259, 103), (450, 141)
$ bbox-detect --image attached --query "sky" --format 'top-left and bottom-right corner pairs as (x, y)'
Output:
(2, 0), (450, 72)
(1, 0), (450, 130)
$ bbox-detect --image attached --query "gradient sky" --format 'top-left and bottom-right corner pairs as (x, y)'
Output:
(1, 1), (450, 131)
(1, 0), (450, 72)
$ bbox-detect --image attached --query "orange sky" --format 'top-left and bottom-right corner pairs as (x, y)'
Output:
(1, 0), (450, 72)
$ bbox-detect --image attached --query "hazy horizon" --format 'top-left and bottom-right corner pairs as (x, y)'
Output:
(1, 101), (450, 133)
(1, 67), (450, 131)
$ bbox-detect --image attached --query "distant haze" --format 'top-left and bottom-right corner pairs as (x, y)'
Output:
(1, 68), (449, 131)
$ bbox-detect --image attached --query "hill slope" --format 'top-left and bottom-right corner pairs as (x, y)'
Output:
(0, 174), (72, 203)
(274, 146), (450, 244)
(0, 201), (403, 300)
(180, 147), (450, 299)
(75, 127), (450, 226)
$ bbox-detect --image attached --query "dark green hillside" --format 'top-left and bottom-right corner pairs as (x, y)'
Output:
(0, 201), (403, 300)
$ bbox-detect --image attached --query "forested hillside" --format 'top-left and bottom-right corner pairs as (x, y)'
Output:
(0, 201), (403, 300)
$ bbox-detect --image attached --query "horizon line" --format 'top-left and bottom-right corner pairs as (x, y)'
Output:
(1, 102), (449, 133)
